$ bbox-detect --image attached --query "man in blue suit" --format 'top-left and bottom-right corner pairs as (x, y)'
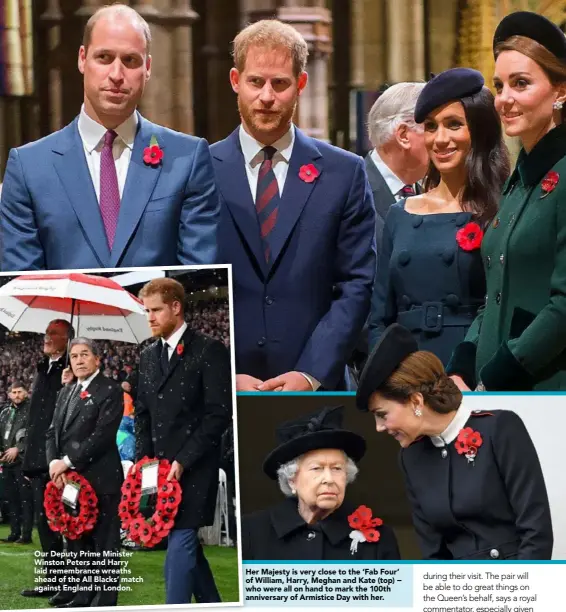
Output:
(0, 4), (219, 271)
(212, 20), (376, 391)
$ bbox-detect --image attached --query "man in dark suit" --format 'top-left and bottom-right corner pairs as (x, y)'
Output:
(0, 382), (33, 544)
(135, 278), (232, 604)
(0, 4), (219, 271)
(212, 20), (376, 392)
(20, 319), (72, 599)
(46, 338), (123, 608)
(365, 81), (429, 250)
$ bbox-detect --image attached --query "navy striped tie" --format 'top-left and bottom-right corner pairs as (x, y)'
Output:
(256, 146), (280, 263)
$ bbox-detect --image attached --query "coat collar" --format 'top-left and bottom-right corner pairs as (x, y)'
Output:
(269, 497), (358, 546)
(503, 123), (566, 193)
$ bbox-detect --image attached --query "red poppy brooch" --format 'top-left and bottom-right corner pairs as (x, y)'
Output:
(299, 164), (319, 183)
(80, 390), (90, 400)
(456, 222), (483, 251)
(347, 505), (383, 554)
(176, 342), (184, 356)
(541, 171), (559, 198)
(143, 135), (163, 167)
(455, 427), (483, 465)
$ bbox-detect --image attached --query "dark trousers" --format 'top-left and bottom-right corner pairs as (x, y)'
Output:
(30, 474), (64, 585)
(3, 465), (33, 539)
(164, 528), (221, 604)
(62, 492), (121, 607)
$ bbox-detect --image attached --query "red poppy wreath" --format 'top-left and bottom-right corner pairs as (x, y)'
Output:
(118, 457), (181, 547)
(44, 471), (99, 540)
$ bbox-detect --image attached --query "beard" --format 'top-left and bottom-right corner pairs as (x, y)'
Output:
(238, 95), (297, 140)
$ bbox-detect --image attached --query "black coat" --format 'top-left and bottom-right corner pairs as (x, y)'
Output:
(22, 354), (67, 476)
(400, 410), (553, 560)
(0, 399), (30, 462)
(241, 498), (401, 561)
(135, 328), (232, 529)
(45, 373), (123, 497)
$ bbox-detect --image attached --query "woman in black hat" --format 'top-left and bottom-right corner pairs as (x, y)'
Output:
(357, 324), (553, 560)
(241, 406), (401, 560)
(369, 68), (509, 367)
(448, 12), (566, 391)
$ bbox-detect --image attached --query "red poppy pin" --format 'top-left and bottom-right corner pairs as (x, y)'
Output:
(80, 390), (89, 400)
(143, 135), (163, 167)
(176, 342), (184, 356)
(541, 171), (559, 198)
(456, 222), (483, 251)
(299, 164), (319, 183)
(347, 505), (383, 554)
(455, 427), (483, 465)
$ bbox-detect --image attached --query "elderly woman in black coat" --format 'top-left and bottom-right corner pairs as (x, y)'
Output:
(356, 324), (553, 560)
(241, 406), (401, 560)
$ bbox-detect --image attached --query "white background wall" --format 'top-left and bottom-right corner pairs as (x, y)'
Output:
(462, 394), (565, 560)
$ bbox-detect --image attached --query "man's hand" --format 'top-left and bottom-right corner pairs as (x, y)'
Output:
(167, 460), (184, 482)
(53, 474), (67, 490)
(49, 459), (69, 481)
(450, 375), (471, 392)
(258, 372), (313, 392)
(236, 374), (264, 391)
(3, 447), (19, 463)
(62, 367), (74, 386)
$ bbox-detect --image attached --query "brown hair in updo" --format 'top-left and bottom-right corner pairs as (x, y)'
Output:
(495, 35), (566, 122)
(378, 351), (462, 414)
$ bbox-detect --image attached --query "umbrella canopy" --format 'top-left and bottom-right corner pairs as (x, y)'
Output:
(0, 273), (151, 344)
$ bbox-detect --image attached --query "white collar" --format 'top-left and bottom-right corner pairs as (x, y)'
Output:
(162, 321), (188, 350)
(78, 369), (100, 392)
(429, 401), (472, 447)
(78, 105), (138, 154)
(239, 124), (295, 168)
(370, 149), (406, 196)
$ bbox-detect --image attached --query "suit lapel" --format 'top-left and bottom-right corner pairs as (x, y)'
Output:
(51, 120), (110, 267)
(267, 128), (323, 267)
(364, 153), (396, 221)
(110, 115), (162, 266)
(158, 328), (195, 391)
(63, 373), (103, 433)
(212, 129), (268, 276)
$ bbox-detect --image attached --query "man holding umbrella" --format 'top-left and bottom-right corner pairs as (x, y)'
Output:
(20, 320), (72, 598)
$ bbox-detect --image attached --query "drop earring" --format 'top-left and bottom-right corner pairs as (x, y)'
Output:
(553, 100), (564, 110)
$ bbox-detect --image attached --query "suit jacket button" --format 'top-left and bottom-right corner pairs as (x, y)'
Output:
(265, 296), (274, 305)
(490, 549), (500, 559)
(495, 292), (501, 305)
(257, 337), (266, 347)
(499, 254), (504, 265)
(441, 449), (448, 458)
(307, 531), (316, 540)
(486, 256), (491, 268)
(158, 394), (163, 400)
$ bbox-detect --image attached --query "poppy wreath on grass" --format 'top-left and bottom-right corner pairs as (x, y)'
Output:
(118, 456), (181, 547)
(44, 471), (99, 540)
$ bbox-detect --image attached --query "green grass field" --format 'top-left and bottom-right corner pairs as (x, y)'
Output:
(0, 524), (240, 608)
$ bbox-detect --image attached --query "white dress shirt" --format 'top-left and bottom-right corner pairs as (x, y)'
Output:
(370, 149), (409, 201)
(238, 124), (320, 391)
(162, 322), (188, 359)
(46, 354), (63, 374)
(429, 402), (473, 447)
(77, 106), (138, 201)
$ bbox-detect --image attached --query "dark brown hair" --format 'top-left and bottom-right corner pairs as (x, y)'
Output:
(495, 35), (566, 122)
(138, 278), (185, 313)
(378, 351), (462, 414)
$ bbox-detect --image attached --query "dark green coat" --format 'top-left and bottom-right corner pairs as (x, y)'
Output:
(448, 124), (566, 390)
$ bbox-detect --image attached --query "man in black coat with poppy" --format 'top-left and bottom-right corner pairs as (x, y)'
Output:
(135, 277), (233, 604)
(46, 338), (123, 608)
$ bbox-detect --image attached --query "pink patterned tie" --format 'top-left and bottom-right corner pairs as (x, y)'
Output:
(99, 130), (120, 249)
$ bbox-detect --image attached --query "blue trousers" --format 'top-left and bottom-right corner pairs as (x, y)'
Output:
(164, 528), (221, 604)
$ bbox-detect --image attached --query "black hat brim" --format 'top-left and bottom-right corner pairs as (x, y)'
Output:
(263, 429), (366, 480)
(356, 323), (418, 411)
(493, 11), (566, 61)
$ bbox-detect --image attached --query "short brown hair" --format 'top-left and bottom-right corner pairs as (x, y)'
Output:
(138, 278), (185, 313)
(83, 3), (151, 54)
(495, 35), (566, 120)
(378, 351), (462, 414)
(233, 19), (308, 77)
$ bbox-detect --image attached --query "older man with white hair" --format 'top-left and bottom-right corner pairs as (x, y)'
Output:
(365, 82), (429, 250)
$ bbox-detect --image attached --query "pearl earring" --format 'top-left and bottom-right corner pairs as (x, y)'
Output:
(291, 488), (296, 495)
(414, 408), (422, 417)
(553, 101), (564, 110)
